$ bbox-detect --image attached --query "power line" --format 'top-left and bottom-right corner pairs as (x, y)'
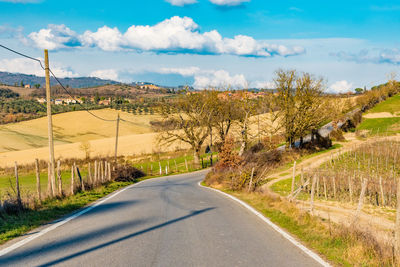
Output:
(0, 43), (141, 124)
(0, 44), (45, 70)
(48, 68), (117, 122)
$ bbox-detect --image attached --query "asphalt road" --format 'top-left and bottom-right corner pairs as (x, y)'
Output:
(0, 170), (323, 267)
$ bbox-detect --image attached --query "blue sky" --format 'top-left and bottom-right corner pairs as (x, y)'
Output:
(0, 0), (399, 92)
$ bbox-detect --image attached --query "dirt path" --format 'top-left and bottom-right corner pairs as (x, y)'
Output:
(263, 133), (400, 242)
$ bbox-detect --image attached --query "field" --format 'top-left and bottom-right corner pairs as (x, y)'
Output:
(357, 93), (400, 135)
(0, 109), (175, 167)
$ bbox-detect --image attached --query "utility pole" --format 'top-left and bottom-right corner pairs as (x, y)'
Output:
(114, 113), (120, 164)
(44, 49), (56, 196)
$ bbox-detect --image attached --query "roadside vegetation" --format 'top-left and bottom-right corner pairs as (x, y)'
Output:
(202, 70), (400, 266)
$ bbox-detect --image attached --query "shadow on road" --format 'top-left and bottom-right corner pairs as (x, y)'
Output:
(1, 207), (215, 266)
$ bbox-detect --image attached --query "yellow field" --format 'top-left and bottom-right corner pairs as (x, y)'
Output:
(0, 109), (181, 167)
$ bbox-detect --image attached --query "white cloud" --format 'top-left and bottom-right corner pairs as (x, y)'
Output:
(28, 16), (305, 58)
(28, 24), (81, 50)
(0, 57), (79, 78)
(158, 67), (247, 88)
(332, 48), (400, 65)
(209, 0), (249, 6)
(252, 81), (275, 89)
(165, 0), (197, 6)
(329, 80), (353, 93)
(89, 69), (119, 80)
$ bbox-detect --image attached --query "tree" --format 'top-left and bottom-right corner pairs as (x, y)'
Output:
(273, 69), (329, 148)
(355, 88), (363, 94)
(158, 92), (214, 165)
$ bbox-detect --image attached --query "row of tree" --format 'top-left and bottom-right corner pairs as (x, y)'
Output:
(157, 70), (344, 164)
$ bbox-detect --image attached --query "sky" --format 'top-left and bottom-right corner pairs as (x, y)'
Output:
(0, 0), (399, 92)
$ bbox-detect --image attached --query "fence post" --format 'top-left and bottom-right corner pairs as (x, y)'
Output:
(395, 176), (400, 263)
(70, 164), (75, 195)
(101, 161), (104, 182)
(379, 176), (385, 206)
(185, 158), (188, 172)
(309, 174), (317, 215)
(88, 162), (92, 185)
(248, 167), (255, 193)
(291, 161), (296, 196)
(94, 160), (98, 185)
(14, 161), (22, 210)
(353, 178), (368, 223)
(77, 166), (84, 191)
(108, 162), (112, 181)
(323, 176), (327, 200)
(174, 160), (178, 172)
(57, 160), (62, 196)
(159, 162), (162, 175)
(35, 159), (41, 203)
(165, 166), (168, 175)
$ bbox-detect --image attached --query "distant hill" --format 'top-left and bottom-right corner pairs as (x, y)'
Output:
(0, 71), (119, 88)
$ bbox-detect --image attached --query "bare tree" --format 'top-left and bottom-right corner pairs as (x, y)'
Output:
(158, 92), (214, 165)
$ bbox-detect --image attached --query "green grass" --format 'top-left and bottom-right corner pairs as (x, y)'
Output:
(273, 144), (342, 174)
(369, 94), (400, 114)
(357, 117), (400, 135)
(0, 181), (134, 243)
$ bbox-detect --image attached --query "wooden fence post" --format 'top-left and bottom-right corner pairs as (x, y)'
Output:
(309, 174), (317, 215)
(394, 176), (400, 263)
(101, 161), (104, 182)
(14, 161), (22, 210)
(70, 164), (75, 195)
(159, 162), (162, 175)
(88, 162), (92, 185)
(35, 159), (41, 203)
(77, 166), (84, 191)
(379, 176), (385, 206)
(174, 160), (178, 172)
(165, 166), (168, 175)
(291, 161), (296, 196)
(323, 176), (327, 200)
(108, 162), (112, 181)
(57, 160), (62, 196)
(248, 167), (255, 193)
(185, 158), (188, 172)
(94, 160), (98, 185)
(353, 178), (368, 223)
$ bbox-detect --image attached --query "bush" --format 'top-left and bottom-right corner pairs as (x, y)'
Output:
(112, 165), (146, 182)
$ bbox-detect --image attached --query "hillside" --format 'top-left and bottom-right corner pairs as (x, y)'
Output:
(0, 71), (119, 88)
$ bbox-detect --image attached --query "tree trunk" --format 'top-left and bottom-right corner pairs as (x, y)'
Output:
(193, 148), (200, 166)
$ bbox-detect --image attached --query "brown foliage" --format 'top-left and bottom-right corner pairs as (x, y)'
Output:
(214, 136), (242, 170)
(111, 164), (146, 182)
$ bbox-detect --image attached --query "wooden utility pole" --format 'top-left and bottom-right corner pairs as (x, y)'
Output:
(44, 49), (56, 196)
(114, 113), (120, 164)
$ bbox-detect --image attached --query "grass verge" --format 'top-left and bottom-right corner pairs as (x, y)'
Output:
(213, 188), (392, 266)
(357, 117), (400, 135)
(0, 181), (136, 244)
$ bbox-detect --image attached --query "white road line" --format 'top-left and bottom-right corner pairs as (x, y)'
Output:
(0, 180), (148, 257)
(0, 170), (208, 257)
(198, 181), (331, 267)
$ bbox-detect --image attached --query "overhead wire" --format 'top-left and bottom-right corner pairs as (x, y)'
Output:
(0, 43), (140, 124)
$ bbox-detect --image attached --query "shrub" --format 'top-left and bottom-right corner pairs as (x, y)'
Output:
(214, 136), (242, 170)
(112, 165), (146, 182)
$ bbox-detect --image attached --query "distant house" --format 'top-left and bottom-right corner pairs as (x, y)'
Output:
(64, 99), (77, 105)
(55, 99), (63, 105)
(24, 84), (31, 89)
(99, 100), (110, 106)
(37, 98), (46, 104)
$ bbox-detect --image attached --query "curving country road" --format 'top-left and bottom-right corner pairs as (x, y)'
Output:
(0, 170), (324, 267)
